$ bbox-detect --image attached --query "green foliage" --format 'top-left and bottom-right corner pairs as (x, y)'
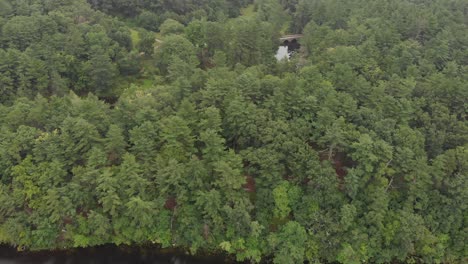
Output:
(0, 1), (139, 102)
(268, 221), (308, 264)
(2, 15), (57, 51)
(255, 0), (289, 31)
(155, 34), (197, 72)
(226, 17), (276, 66)
(137, 30), (155, 56)
(159, 19), (185, 36)
(136, 11), (162, 32)
(0, 0), (12, 17)
(0, 0), (466, 263)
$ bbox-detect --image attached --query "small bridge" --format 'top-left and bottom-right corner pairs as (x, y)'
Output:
(279, 34), (303, 42)
(279, 34), (303, 51)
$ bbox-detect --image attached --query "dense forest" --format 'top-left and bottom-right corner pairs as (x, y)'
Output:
(0, 0), (467, 263)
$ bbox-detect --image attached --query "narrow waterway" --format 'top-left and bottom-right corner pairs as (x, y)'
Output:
(0, 245), (237, 264)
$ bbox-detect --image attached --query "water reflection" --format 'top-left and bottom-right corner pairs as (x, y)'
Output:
(0, 245), (235, 264)
(275, 46), (289, 61)
(275, 39), (301, 61)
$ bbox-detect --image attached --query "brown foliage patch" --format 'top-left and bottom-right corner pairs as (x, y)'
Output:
(164, 197), (177, 210)
(242, 175), (256, 193)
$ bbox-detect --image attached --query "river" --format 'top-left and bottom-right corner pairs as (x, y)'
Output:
(0, 245), (239, 264)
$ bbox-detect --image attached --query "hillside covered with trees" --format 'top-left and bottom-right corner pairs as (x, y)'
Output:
(0, 0), (466, 263)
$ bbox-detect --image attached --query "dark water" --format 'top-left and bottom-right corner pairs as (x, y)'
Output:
(0, 245), (236, 264)
(275, 39), (301, 61)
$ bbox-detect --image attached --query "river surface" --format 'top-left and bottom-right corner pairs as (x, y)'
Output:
(0, 245), (238, 264)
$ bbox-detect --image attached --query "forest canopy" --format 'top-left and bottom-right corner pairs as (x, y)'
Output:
(0, 0), (466, 263)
